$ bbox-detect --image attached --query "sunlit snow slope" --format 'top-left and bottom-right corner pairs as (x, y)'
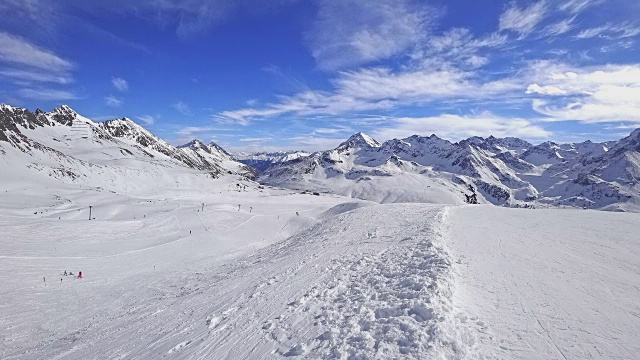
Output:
(2, 195), (639, 359)
(448, 206), (640, 359)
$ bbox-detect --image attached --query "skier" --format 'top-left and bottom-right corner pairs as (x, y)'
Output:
(77, 271), (83, 279)
(63, 270), (67, 276)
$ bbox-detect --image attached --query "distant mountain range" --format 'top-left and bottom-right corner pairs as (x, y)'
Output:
(234, 151), (310, 172)
(254, 131), (640, 211)
(2, 103), (638, 211)
(0, 104), (255, 194)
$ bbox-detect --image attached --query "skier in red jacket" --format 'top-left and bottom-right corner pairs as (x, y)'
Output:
(77, 271), (82, 279)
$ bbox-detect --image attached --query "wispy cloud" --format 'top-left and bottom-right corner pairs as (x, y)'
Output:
(372, 112), (551, 141)
(542, 17), (576, 37)
(177, 126), (216, 137)
(262, 64), (309, 92)
(112, 77), (129, 92)
(527, 64), (640, 123)
(0, 31), (73, 72)
(307, 0), (434, 70)
(413, 28), (507, 69)
(0, 69), (73, 84)
(136, 115), (155, 125)
(499, 1), (547, 37)
(216, 67), (523, 124)
(18, 88), (78, 101)
(314, 126), (354, 135)
(558, 0), (601, 14)
(105, 95), (123, 107)
(575, 22), (640, 39)
(0, 31), (77, 102)
(172, 101), (193, 116)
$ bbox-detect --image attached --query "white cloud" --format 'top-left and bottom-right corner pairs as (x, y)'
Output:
(18, 88), (78, 101)
(558, 0), (601, 14)
(112, 77), (129, 91)
(528, 64), (640, 94)
(464, 55), (489, 68)
(499, 1), (547, 37)
(0, 69), (73, 84)
(105, 95), (123, 107)
(216, 67), (523, 125)
(314, 126), (354, 135)
(533, 86), (640, 123)
(372, 112), (551, 141)
(177, 126), (216, 137)
(0, 31), (76, 101)
(412, 28), (506, 69)
(542, 17), (575, 37)
(526, 84), (567, 95)
(528, 64), (640, 123)
(172, 101), (192, 116)
(576, 22), (640, 39)
(307, 0), (433, 70)
(136, 115), (155, 125)
(0, 31), (73, 72)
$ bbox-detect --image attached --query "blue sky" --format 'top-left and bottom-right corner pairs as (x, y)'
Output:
(0, 0), (639, 151)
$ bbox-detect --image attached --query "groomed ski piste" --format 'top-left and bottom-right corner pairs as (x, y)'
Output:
(1, 182), (639, 360)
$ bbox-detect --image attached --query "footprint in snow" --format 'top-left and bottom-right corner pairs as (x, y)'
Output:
(284, 343), (307, 357)
(168, 340), (192, 354)
(206, 315), (221, 329)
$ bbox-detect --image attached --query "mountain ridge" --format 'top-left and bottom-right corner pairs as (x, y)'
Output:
(0, 104), (256, 194)
(258, 130), (640, 211)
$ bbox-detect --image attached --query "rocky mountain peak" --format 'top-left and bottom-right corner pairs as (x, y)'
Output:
(178, 139), (206, 149)
(338, 132), (381, 150)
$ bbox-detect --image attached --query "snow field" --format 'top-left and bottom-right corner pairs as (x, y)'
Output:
(447, 205), (640, 359)
(1, 193), (467, 359)
(0, 187), (349, 359)
(2, 185), (640, 359)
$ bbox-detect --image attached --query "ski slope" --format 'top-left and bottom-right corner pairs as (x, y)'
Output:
(448, 206), (640, 359)
(1, 188), (639, 359)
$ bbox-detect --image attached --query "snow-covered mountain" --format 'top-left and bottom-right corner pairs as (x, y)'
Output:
(260, 130), (640, 211)
(234, 150), (310, 172)
(0, 104), (255, 194)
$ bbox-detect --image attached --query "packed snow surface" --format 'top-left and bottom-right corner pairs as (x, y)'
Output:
(1, 184), (639, 359)
(448, 206), (640, 359)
